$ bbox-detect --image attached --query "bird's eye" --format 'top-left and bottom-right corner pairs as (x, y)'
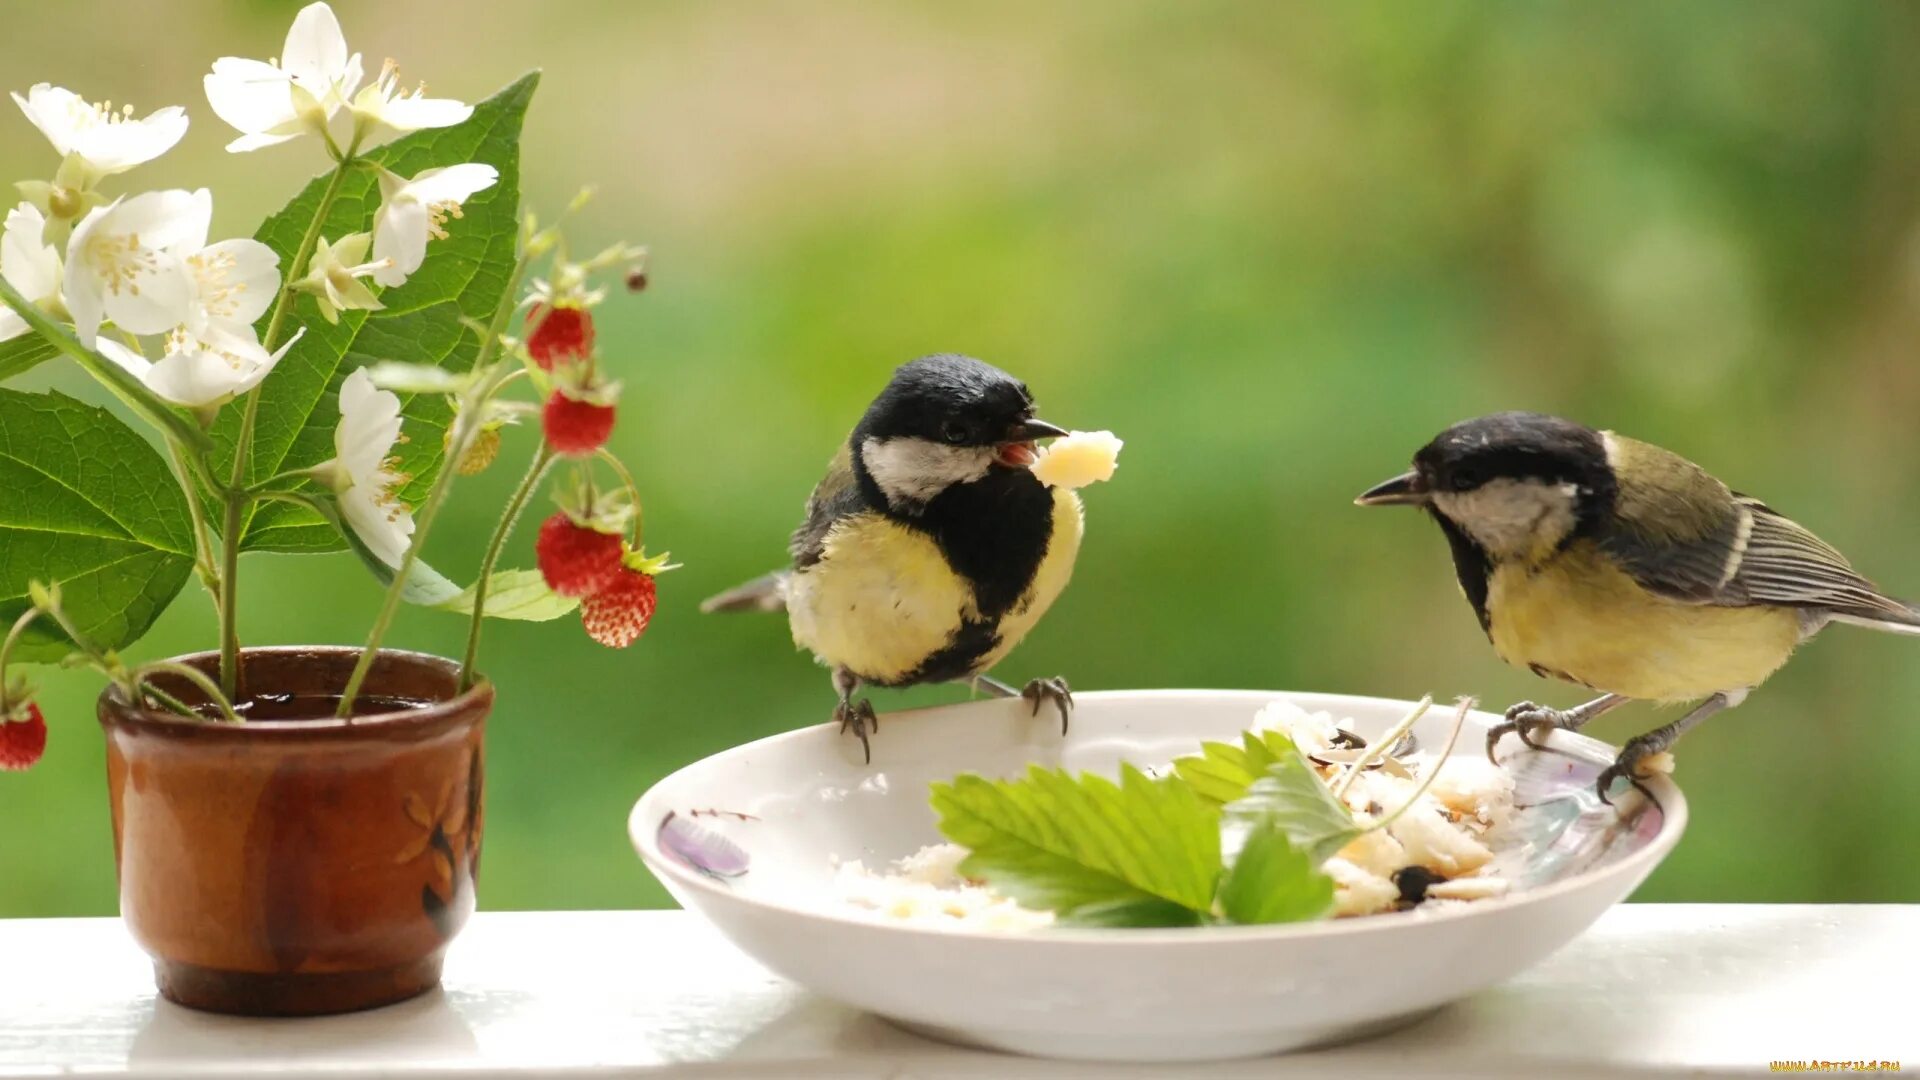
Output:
(941, 421), (971, 445)
(1449, 468), (1482, 492)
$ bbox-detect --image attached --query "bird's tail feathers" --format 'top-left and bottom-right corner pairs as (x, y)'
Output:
(1828, 604), (1920, 637)
(700, 571), (790, 614)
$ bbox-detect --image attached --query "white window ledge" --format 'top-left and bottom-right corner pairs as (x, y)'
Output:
(0, 905), (1913, 1077)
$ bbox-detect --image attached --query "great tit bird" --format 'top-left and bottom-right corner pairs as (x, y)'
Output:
(702, 354), (1083, 761)
(1357, 411), (1920, 798)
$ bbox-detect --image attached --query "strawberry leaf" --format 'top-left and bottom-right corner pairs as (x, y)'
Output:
(435, 569), (579, 621)
(1217, 816), (1335, 924)
(930, 763), (1221, 927)
(1222, 751), (1361, 866)
(1174, 728), (1300, 806)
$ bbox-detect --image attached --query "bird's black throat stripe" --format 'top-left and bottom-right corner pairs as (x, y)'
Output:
(1431, 510), (1493, 635)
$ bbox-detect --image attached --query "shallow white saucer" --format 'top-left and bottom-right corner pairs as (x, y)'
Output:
(629, 689), (1684, 1062)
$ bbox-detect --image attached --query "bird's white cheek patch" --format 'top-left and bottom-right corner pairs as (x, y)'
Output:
(860, 436), (994, 510)
(1434, 478), (1579, 559)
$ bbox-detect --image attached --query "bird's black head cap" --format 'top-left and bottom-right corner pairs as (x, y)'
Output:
(1414, 411), (1613, 507)
(857, 354), (1039, 446)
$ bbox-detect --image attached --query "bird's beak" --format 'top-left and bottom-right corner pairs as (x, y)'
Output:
(995, 418), (1069, 468)
(1354, 470), (1429, 507)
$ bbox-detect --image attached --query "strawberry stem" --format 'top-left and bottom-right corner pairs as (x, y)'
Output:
(458, 443), (555, 690)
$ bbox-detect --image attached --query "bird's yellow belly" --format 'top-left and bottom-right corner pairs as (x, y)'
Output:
(787, 514), (972, 684)
(1486, 547), (1802, 702)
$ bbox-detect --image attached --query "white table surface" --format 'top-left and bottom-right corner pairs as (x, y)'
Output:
(0, 905), (1911, 1078)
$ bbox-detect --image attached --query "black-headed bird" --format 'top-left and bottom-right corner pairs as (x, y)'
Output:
(703, 354), (1083, 761)
(1357, 411), (1920, 797)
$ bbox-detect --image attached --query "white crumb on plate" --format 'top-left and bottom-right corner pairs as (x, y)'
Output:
(1030, 430), (1123, 489)
(834, 844), (1054, 931)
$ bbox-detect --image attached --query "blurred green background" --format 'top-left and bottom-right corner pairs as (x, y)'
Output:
(5, 0), (1920, 914)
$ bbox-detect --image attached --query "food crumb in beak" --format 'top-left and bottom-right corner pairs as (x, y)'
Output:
(1030, 429), (1124, 489)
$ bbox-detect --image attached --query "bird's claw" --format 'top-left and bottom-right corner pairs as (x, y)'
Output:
(1595, 735), (1662, 805)
(1484, 701), (1566, 764)
(835, 698), (879, 764)
(1021, 676), (1073, 735)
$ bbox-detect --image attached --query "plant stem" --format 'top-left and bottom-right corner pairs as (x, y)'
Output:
(218, 151), (359, 698)
(0, 608), (40, 711)
(594, 446), (645, 545)
(336, 246), (535, 717)
(167, 437), (222, 613)
(1332, 694), (1431, 801)
(134, 662), (242, 723)
(458, 444), (554, 690)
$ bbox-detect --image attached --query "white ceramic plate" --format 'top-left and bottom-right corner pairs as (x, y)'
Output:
(628, 690), (1685, 1062)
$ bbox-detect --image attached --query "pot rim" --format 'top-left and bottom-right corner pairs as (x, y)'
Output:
(98, 645), (494, 736)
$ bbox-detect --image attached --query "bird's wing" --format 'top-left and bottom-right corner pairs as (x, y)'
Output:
(789, 442), (866, 568)
(1605, 489), (1917, 624)
(1722, 499), (1916, 623)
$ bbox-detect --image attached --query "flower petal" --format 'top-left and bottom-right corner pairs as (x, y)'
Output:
(373, 94), (472, 133)
(280, 3), (351, 93)
(0, 308), (27, 342)
(192, 238), (281, 326)
(70, 105), (189, 174)
(340, 483), (414, 568)
(403, 163), (500, 206)
(336, 367), (404, 478)
(2, 203), (61, 301)
(371, 199), (430, 287)
(11, 84), (81, 156)
(203, 58), (299, 136)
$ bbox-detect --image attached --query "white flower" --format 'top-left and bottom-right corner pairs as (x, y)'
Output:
(349, 59), (471, 142)
(95, 323), (303, 409)
(370, 163), (497, 286)
(203, 2), (363, 152)
(0, 204), (63, 342)
(327, 367), (414, 567)
(62, 189), (209, 347)
(165, 209), (283, 343)
(291, 232), (388, 323)
(10, 84), (188, 183)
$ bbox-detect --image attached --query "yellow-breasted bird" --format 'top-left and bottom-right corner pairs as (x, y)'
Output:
(702, 354), (1084, 761)
(1357, 411), (1920, 798)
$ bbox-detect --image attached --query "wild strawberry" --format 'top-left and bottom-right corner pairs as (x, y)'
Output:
(543, 391), (616, 457)
(0, 702), (47, 771)
(526, 303), (594, 370)
(535, 513), (624, 597)
(582, 568), (657, 648)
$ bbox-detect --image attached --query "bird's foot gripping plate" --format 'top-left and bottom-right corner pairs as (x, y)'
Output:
(1595, 735), (1665, 805)
(1485, 701), (1578, 763)
(1021, 676), (1074, 736)
(835, 698), (880, 764)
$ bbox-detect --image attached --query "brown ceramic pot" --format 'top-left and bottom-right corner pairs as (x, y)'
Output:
(97, 647), (492, 1017)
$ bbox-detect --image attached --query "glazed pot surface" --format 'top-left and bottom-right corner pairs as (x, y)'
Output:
(98, 647), (492, 1016)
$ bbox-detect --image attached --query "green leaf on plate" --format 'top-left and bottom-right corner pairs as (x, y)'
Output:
(0, 335), (56, 383)
(1216, 816), (1335, 925)
(930, 763), (1221, 927)
(0, 388), (194, 660)
(434, 568), (578, 621)
(213, 72), (538, 555)
(1174, 728), (1301, 806)
(1222, 752), (1361, 866)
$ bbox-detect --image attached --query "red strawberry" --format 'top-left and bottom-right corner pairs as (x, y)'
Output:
(536, 513), (624, 597)
(543, 392), (616, 457)
(526, 303), (594, 370)
(0, 702), (47, 771)
(582, 568), (657, 648)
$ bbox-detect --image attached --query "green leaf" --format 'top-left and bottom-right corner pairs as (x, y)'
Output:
(1216, 817), (1335, 925)
(1174, 728), (1300, 806)
(930, 763), (1222, 926)
(1222, 752), (1362, 866)
(287, 491), (464, 606)
(0, 388), (194, 660)
(0, 335), (57, 383)
(214, 72), (538, 554)
(434, 569), (578, 621)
